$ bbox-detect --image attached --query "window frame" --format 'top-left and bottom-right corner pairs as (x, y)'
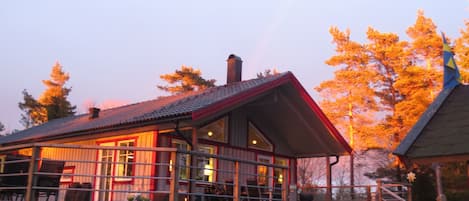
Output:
(114, 140), (136, 182)
(248, 122), (273, 152)
(197, 116), (229, 143)
(96, 137), (138, 183)
(171, 139), (191, 181)
(195, 144), (217, 182)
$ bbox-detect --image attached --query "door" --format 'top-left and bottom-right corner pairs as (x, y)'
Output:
(257, 155), (273, 189)
(95, 142), (114, 201)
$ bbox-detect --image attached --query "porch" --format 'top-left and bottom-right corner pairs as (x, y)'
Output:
(0, 143), (410, 201)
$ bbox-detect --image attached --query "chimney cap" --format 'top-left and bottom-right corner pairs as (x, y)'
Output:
(88, 107), (101, 119)
(227, 54), (242, 61)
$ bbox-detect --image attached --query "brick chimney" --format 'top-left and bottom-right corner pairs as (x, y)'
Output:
(89, 107), (101, 119)
(227, 54), (242, 84)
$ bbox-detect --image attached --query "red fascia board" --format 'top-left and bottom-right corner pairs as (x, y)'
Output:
(287, 74), (353, 154)
(192, 74), (291, 120)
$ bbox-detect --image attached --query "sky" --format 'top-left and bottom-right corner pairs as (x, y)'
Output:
(1, 0), (469, 131)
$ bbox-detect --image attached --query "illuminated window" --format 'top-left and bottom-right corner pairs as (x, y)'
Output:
(248, 122), (273, 151)
(116, 140), (135, 180)
(196, 145), (216, 182)
(197, 117), (228, 143)
(274, 158), (288, 184)
(257, 155), (272, 186)
(171, 139), (191, 180)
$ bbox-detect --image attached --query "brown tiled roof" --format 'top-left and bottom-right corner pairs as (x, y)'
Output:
(394, 84), (469, 160)
(0, 73), (288, 145)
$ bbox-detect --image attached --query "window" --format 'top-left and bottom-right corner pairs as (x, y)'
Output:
(97, 138), (136, 182)
(171, 139), (191, 180)
(116, 140), (135, 181)
(196, 145), (216, 182)
(257, 155), (272, 186)
(197, 117), (228, 143)
(274, 158), (288, 184)
(248, 122), (273, 151)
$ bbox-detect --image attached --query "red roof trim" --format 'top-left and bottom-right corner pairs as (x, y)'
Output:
(192, 74), (291, 120)
(193, 72), (352, 154)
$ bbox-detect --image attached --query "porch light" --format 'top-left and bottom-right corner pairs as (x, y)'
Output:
(203, 164), (213, 176)
(207, 131), (213, 137)
(252, 140), (257, 145)
(169, 160), (173, 172)
(278, 174), (283, 183)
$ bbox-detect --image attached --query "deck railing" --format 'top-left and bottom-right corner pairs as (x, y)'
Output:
(0, 143), (290, 201)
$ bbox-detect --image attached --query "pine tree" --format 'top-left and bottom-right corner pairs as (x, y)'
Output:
(157, 65), (216, 94)
(396, 10), (442, 130)
(316, 27), (379, 150)
(19, 61), (76, 127)
(454, 21), (469, 82)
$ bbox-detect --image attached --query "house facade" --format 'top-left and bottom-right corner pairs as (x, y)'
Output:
(0, 55), (351, 201)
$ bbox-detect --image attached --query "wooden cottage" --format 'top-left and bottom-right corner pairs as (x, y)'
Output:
(0, 55), (351, 201)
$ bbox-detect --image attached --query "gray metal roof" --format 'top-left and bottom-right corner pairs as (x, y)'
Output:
(394, 84), (469, 161)
(0, 73), (288, 145)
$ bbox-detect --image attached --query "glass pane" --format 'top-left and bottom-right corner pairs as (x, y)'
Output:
(197, 117), (227, 142)
(248, 123), (273, 151)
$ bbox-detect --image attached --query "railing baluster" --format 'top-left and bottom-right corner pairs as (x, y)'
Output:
(25, 145), (40, 201)
(169, 150), (179, 201)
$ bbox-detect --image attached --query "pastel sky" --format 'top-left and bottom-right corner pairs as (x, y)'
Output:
(1, 0), (468, 131)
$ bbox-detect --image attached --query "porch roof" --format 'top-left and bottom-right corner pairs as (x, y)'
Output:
(1, 72), (351, 156)
(394, 84), (469, 164)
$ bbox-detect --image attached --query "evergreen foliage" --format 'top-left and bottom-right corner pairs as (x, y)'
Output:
(18, 61), (76, 128)
(157, 65), (216, 94)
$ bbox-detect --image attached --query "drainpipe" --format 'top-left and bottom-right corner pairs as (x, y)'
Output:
(326, 155), (339, 201)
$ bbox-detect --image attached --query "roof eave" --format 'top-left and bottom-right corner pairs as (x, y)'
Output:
(393, 85), (458, 156)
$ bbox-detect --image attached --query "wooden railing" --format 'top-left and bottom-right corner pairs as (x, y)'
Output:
(0, 143), (290, 201)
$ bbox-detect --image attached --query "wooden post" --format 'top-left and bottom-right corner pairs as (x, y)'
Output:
(169, 150), (180, 201)
(189, 128), (199, 201)
(282, 168), (288, 201)
(25, 145), (40, 201)
(326, 156), (332, 201)
(433, 163), (447, 201)
(376, 179), (382, 201)
(366, 186), (371, 201)
(407, 184), (412, 201)
(234, 161), (240, 201)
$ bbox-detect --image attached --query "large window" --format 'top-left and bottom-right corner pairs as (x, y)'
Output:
(257, 155), (272, 186)
(170, 139), (217, 182)
(248, 122), (273, 151)
(171, 139), (191, 180)
(196, 145), (216, 182)
(274, 157), (288, 184)
(116, 140), (135, 181)
(197, 117), (228, 143)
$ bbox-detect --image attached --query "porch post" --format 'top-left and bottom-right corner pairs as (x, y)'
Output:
(326, 156), (332, 201)
(189, 128), (199, 200)
(433, 163), (447, 201)
(169, 150), (180, 201)
(282, 168), (288, 201)
(25, 145), (40, 201)
(234, 161), (240, 201)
